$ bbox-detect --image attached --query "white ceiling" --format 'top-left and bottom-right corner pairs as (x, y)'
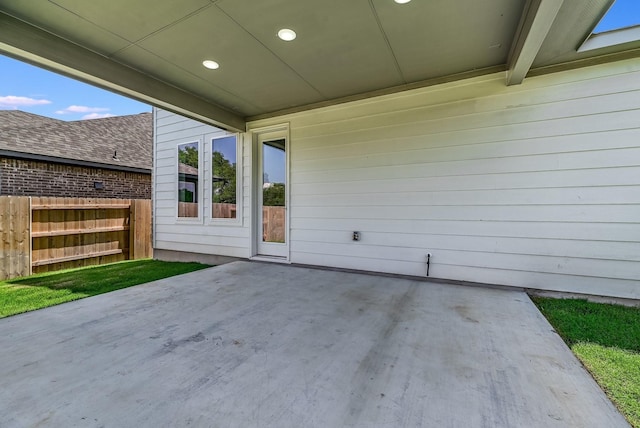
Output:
(0, 0), (634, 130)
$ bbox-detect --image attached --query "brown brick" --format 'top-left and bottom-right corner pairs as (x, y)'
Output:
(0, 157), (151, 199)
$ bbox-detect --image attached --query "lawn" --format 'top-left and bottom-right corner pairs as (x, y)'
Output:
(0, 259), (211, 318)
(533, 297), (640, 427)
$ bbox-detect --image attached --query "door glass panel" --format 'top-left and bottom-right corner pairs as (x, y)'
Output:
(262, 139), (286, 243)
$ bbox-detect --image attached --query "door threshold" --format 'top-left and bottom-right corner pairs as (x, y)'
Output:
(250, 255), (290, 264)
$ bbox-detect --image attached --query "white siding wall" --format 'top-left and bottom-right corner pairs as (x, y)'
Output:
(248, 58), (640, 299)
(153, 108), (252, 258)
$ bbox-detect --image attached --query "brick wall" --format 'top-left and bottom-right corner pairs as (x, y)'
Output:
(0, 157), (151, 199)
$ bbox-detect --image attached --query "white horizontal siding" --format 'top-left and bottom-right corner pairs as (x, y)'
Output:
(292, 230), (640, 262)
(154, 241), (248, 259)
(292, 167), (640, 193)
(249, 57), (640, 299)
(290, 218), (639, 243)
(153, 108), (251, 258)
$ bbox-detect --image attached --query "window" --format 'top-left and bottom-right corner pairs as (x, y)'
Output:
(177, 141), (200, 218)
(211, 135), (239, 220)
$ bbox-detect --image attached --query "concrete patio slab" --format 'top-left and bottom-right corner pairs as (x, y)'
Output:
(0, 261), (628, 427)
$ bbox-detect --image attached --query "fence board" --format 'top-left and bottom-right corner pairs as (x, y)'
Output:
(131, 199), (153, 259)
(32, 249), (124, 267)
(31, 226), (129, 238)
(83, 198), (97, 269)
(0, 196), (31, 279)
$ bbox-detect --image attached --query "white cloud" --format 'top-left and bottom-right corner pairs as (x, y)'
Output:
(81, 112), (115, 120)
(0, 95), (52, 108)
(56, 105), (110, 115)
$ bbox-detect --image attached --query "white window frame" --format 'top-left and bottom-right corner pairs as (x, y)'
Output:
(207, 132), (243, 226)
(176, 138), (203, 222)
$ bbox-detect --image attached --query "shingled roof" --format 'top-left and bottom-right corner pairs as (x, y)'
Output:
(0, 110), (152, 172)
(0, 110), (61, 129)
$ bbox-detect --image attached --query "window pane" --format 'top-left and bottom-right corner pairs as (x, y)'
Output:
(212, 136), (237, 219)
(178, 142), (199, 218)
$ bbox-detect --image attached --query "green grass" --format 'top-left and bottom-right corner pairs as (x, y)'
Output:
(533, 297), (640, 427)
(0, 259), (211, 318)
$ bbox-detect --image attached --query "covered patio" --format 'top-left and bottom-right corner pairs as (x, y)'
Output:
(1, 1), (639, 298)
(0, 262), (627, 427)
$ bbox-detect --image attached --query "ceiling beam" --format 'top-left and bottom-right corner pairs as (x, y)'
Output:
(506, 0), (564, 85)
(0, 12), (246, 132)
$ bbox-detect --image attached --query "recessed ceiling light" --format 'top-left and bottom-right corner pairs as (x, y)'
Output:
(394, 0), (411, 3)
(202, 60), (219, 70)
(277, 28), (297, 41)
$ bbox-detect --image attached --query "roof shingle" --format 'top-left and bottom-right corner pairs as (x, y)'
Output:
(0, 110), (152, 171)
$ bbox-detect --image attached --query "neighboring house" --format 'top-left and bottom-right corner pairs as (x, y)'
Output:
(0, 111), (152, 199)
(2, 2), (640, 299)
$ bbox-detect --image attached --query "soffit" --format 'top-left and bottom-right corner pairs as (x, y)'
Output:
(216, 0), (405, 99)
(50, 0), (213, 44)
(0, 0), (131, 55)
(128, 6), (325, 113)
(111, 45), (262, 116)
(372, 0), (522, 82)
(0, 0), (632, 127)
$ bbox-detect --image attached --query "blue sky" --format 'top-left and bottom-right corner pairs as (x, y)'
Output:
(0, 0), (637, 121)
(594, 0), (640, 33)
(0, 55), (150, 121)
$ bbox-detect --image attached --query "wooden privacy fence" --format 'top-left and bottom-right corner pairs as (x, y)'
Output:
(178, 203), (239, 219)
(213, 203), (237, 219)
(263, 206), (285, 243)
(0, 196), (152, 280)
(178, 201), (198, 218)
(208, 203), (285, 242)
(178, 202), (284, 242)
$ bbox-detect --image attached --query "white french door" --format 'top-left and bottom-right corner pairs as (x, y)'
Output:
(256, 131), (288, 258)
